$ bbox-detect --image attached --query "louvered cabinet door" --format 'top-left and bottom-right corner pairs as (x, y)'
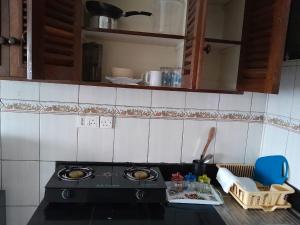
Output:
(9, 0), (27, 77)
(0, 0), (10, 76)
(27, 0), (82, 80)
(182, 0), (207, 89)
(237, 0), (291, 94)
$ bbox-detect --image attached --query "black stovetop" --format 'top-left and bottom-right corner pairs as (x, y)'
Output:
(47, 165), (166, 189)
(28, 200), (227, 225)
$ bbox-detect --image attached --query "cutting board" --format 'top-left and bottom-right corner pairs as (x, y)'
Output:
(254, 155), (289, 186)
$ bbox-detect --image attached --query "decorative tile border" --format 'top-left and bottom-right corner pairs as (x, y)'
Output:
(185, 109), (218, 120)
(0, 100), (41, 113)
(40, 102), (80, 114)
(2, 99), (299, 133)
(80, 104), (115, 116)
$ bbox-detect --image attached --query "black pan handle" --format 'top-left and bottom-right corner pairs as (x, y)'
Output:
(124, 11), (152, 17)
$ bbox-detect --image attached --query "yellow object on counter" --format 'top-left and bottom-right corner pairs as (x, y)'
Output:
(198, 174), (211, 184)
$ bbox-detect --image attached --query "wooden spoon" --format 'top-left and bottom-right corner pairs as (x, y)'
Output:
(200, 127), (216, 161)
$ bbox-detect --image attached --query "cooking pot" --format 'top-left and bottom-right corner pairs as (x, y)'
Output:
(86, 1), (152, 29)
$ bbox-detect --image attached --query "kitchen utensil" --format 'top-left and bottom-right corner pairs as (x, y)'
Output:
(144, 70), (162, 86)
(254, 155), (289, 186)
(105, 76), (142, 85)
(193, 160), (206, 177)
(111, 67), (134, 78)
(86, 1), (152, 29)
(202, 154), (214, 164)
(200, 127), (216, 161)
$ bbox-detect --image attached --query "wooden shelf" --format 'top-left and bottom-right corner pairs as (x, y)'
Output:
(83, 28), (185, 46)
(205, 38), (241, 50)
(0, 77), (243, 94)
(205, 38), (241, 45)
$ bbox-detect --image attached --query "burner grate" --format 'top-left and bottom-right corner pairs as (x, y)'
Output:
(57, 167), (94, 181)
(124, 167), (159, 181)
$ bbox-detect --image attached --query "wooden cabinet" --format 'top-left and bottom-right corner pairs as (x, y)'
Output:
(27, 0), (82, 81)
(0, 0), (27, 78)
(237, 0), (291, 93)
(190, 0), (291, 94)
(0, 0), (292, 94)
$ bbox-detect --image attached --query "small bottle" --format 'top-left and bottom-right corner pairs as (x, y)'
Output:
(184, 172), (196, 190)
(171, 172), (184, 192)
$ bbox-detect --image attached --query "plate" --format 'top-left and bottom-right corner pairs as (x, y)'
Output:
(106, 76), (143, 85)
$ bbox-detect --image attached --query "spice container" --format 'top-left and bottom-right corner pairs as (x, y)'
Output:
(184, 172), (196, 190)
(171, 172), (184, 192)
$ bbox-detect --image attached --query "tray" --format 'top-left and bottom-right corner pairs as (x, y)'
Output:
(217, 164), (295, 212)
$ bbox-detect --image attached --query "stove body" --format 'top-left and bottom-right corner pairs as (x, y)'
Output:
(45, 164), (167, 204)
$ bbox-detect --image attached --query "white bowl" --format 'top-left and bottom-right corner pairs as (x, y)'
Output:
(112, 67), (134, 78)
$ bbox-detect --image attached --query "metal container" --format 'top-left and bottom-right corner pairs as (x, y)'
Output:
(89, 15), (118, 29)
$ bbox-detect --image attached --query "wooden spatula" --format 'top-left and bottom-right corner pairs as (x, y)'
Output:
(200, 127), (216, 161)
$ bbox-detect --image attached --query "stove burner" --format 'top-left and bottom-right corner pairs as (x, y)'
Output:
(124, 167), (158, 181)
(57, 166), (94, 181)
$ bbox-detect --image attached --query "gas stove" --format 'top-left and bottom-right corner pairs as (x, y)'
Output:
(44, 163), (167, 204)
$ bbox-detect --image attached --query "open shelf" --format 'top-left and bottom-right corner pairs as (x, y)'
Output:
(83, 28), (185, 46)
(0, 77), (243, 94)
(205, 38), (241, 45)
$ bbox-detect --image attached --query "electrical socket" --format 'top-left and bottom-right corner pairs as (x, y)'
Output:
(100, 116), (113, 129)
(77, 116), (99, 128)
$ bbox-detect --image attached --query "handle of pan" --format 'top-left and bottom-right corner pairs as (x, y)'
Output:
(124, 11), (152, 17)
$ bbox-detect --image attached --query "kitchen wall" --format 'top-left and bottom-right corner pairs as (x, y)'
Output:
(0, 80), (266, 225)
(260, 59), (300, 191)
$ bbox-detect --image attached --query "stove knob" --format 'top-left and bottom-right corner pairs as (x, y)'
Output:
(135, 189), (144, 200)
(61, 189), (72, 200)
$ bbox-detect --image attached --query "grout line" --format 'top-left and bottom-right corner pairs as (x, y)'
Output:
(243, 93), (254, 163)
(179, 92), (188, 163)
(111, 88), (118, 162)
(146, 118), (151, 163)
(146, 90), (154, 163)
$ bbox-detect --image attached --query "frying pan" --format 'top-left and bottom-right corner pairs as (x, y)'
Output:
(86, 1), (152, 19)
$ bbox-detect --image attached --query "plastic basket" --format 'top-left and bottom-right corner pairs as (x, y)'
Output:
(216, 164), (295, 212)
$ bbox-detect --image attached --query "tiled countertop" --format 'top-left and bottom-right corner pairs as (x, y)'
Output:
(214, 194), (300, 225)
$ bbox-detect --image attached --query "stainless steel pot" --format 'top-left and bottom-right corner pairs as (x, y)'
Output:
(89, 15), (118, 29)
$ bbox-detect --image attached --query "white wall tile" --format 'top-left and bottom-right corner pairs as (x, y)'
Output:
(40, 83), (78, 102)
(151, 90), (186, 108)
(6, 207), (36, 225)
(1, 112), (39, 160)
(78, 128), (114, 162)
(219, 92), (252, 111)
(116, 88), (151, 107)
(148, 119), (183, 163)
(79, 86), (116, 105)
(185, 92), (219, 110)
(0, 81), (39, 101)
(114, 118), (149, 162)
(2, 161), (39, 206)
(285, 132), (300, 189)
(40, 114), (77, 161)
(215, 122), (248, 163)
(251, 93), (267, 112)
(244, 123), (263, 164)
(40, 162), (55, 201)
(261, 125), (288, 156)
(291, 66), (300, 120)
(267, 66), (296, 117)
(181, 120), (216, 163)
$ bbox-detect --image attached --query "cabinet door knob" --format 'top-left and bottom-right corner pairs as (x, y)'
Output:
(203, 44), (211, 54)
(0, 36), (8, 45)
(8, 37), (21, 45)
